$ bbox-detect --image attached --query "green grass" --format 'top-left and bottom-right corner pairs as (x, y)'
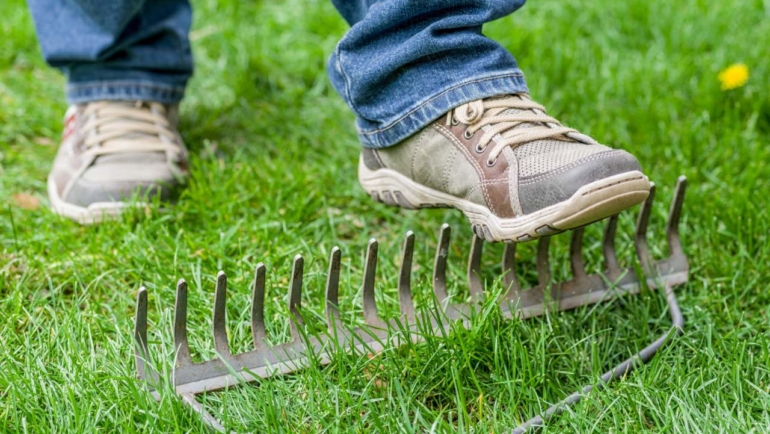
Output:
(1, 0), (770, 432)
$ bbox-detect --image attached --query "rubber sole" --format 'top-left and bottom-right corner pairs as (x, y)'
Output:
(358, 157), (650, 242)
(47, 177), (144, 225)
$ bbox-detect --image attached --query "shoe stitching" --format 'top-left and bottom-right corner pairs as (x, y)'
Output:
(410, 128), (429, 180)
(442, 146), (457, 192)
(433, 123), (497, 215)
(503, 147), (523, 216)
(464, 179), (512, 200)
(477, 179), (510, 185)
(581, 175), (644, 196)
(466, 183), (483, 202)
(372, 148), (386, 169)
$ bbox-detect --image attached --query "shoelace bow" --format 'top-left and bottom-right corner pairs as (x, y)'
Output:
(446, 95), (579, 166)
(81, 101), (181, 158)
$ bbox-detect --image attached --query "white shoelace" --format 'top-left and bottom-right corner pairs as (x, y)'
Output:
(80, 101), (182, 159)
(447, 95), (579, 166)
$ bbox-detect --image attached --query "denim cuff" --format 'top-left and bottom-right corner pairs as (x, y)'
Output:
(65, 80), (187, 105)
(358, 72), (528, 149)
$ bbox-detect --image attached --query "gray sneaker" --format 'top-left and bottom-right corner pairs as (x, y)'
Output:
(358, 94), (650, 242)
(47, 101), (189, 224)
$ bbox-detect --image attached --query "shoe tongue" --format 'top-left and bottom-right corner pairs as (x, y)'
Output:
(493, 94), (549, 137)
(85, 101), (170, 164)
(93, 101), (164, 145)
(485, 95), (576, 161)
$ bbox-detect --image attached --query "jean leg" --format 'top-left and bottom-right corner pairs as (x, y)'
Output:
(329, 0), (529, 148)
(27, 0), (193, 104)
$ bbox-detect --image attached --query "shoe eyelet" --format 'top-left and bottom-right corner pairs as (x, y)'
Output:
(463, 129), (474, 140)
(474, 143), (485, 153)
(451, 116), (459, 126)
(486, 158), (497, 167)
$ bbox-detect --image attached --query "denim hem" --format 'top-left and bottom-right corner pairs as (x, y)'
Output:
(65, 80), (187, 104)
(358, 72), (528, 149)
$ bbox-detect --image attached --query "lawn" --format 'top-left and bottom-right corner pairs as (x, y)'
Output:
(1, 0), (769, 432)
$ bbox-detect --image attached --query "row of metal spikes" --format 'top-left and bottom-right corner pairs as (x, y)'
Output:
(134, 177), (688, 434)
(136, 177), (686, 374)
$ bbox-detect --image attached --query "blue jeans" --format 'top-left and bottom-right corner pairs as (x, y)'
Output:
(27, 0), (529, 148)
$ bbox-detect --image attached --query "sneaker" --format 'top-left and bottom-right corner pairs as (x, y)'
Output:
(358, 94), (650, 242)
(47, 101), (189, 224)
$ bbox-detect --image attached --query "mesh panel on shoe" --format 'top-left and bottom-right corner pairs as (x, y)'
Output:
(513, 140), (609, 178)
(489, 106), (609, 178)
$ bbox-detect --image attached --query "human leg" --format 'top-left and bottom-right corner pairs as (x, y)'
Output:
(28, 0), (193, 103)
(329, 0), (528, 148)
(330, 0), (650, 241)
(27, 0), (193, 223)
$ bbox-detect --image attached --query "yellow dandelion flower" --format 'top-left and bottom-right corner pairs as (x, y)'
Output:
(718, 63), (749, 91)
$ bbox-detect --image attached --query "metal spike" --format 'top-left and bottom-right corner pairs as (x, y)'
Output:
(134, 287), (149, 380)
(325, 247), (342, 331)
(602, 214), (621, 277)
(635, 183), (656, 273)
(432, 224), (451, 304)
(174, 279), (192, 367)
(570, 227), (587, 280)
(502, 242), (520, 296)
(288, 255), (304, 340)
(362, 239), (381, 326)
(467, 235), (484, 299)
(667, 176), (687, 257)
(536, 237), (551, 286)
(212, 271), (230, 356)
(398, 231), (416, 319)
(251, 264), (267, 347)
